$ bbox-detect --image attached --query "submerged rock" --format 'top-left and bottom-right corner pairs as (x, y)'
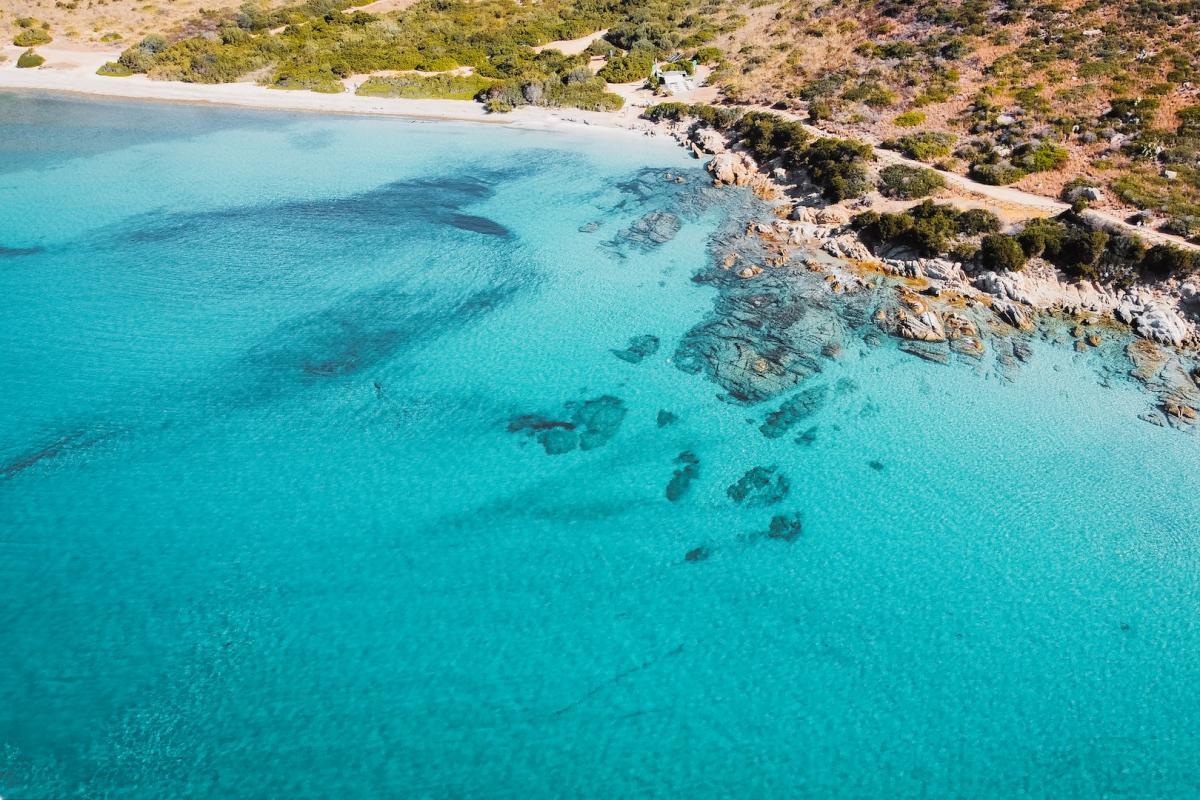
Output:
(539, 427), (578, 455)
(509, 395), (627, 454)
(666, 451), (700, 502)
(759, 384), (828, 438)
(571, 395), (628, 450)
(611, 334), (661, 364)
(656, 410), (679, 428)
(684, 545), (711, 562)
(727, 465), (790, 506)
(622, 211), (682, 247)
(1127, 339), (1168, 383)
(762, 512), (803, 542)
(898, 341), (950, 364)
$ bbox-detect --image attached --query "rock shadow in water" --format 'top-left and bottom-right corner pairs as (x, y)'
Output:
(236, 281), (520, 404)
(99, 171), (520, 251)
(1, 425), (123, 480)
(0, 245), (44, 258)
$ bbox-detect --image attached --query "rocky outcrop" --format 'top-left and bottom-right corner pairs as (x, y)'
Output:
(823, 234), (877, 263)
(992, 300), (1033, 331)
(622, 211), (681, 247)
(690, 127), (727, 155)
(973, 268), (1117, 315)
(707, 152), (778, 199)
(876, 286), (947, 342)
(1116, 295), (1193, 347)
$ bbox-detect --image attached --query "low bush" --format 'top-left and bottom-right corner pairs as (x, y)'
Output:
(877, 164), (945, 199)
(16, 49), (45, 68)
(893, 111), (925, 127)
(1013, 140), (1069, 173)
(970, 162), (1027, 185)
(598, 51), (654, 83)
(979, 233), (1027, 271)
(1140, 244), (1198, 279)
(882, 131), (956, 161)
(96, 61), (135, 77)
(644, 102), (741, 128)
(735, 111), (811, 165)
(957, 208), (1002, 235)
(357, 74), (496, 100)
(854, 200), (985, 255)
(1017, 217), (1067, 257)
(1057, 227), (1109, 277)
(803, 137), (873, 200)
(13, 28), (52, 47)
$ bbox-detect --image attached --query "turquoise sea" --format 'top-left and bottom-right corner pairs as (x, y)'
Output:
(1, 92), (1198, 798)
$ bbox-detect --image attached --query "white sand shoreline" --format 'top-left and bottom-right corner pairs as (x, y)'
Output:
(0, 46), (657, 139)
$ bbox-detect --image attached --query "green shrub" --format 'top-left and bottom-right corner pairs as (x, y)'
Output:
(1013, 140), (1069, 173)
(1057, 227), (1110, 277)
(1140, 244), (1197, 279)
(644, 102), (740, 128)
(644, 102), (692, 121)
(970, 162), (1027, 185)
(842, 79), (896, 108)
(807, 98), (834, 122)
(1017, 217), (1068, 258)
(357, 74), (496, 100)
(13, 28), (51, 47)
(855, 201), (1003, 256)
(96, 61), (135, 77)
(734, 111), (810, 166)
(598, 51), (654, 83)
(803, 137), (873, 200)
(893, 111), (925, 127)
(979, 233), (1027, 271)
(883, 131), (956, 161)
(16, 49), (44, 68)
(956, 208), (1002, 235)
(877, 164), (945, 199)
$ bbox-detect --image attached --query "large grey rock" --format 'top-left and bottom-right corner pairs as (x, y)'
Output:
(691, 127), (727, 155)
(1133, 303), (1192, 347)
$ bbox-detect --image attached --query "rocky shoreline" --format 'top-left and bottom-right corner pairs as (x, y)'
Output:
(652, 119), (1200, 430)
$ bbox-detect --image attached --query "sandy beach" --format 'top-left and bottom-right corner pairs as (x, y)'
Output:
(0, 45), (659, 136)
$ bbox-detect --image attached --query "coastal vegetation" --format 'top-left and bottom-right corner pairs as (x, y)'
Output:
(356, 75), (497, 102)
(853, 201), (1000, 257)
(13, 25), (51, 47)
(855, 202), (1198, 285)
(877, 164), (945, 199)
(96, 61), (135, 77)
(16, 48), (45, 68)
(708, 0), (1200, 241)
(106, 0), (714, 111)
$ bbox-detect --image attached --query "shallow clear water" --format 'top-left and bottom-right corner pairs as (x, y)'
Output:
(1, 92), (1198, 798)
